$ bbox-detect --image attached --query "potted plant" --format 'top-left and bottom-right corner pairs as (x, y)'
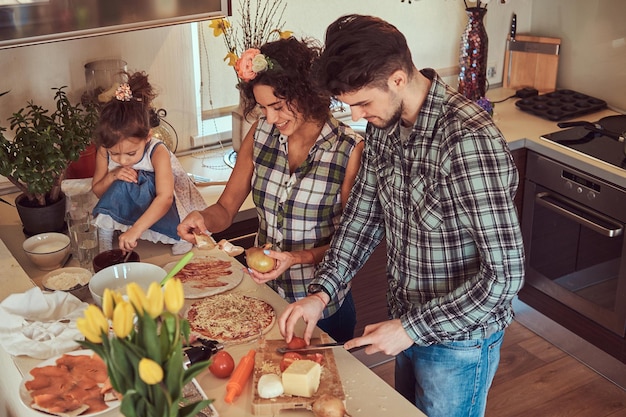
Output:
(0, 87), (99, 234)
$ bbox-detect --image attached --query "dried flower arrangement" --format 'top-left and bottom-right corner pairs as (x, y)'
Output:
(209, 0), (291, 79)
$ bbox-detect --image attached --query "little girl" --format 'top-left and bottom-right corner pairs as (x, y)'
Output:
(91, 71), (206, 255)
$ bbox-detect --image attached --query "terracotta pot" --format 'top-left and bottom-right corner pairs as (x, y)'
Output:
(66, 143), (97, 179)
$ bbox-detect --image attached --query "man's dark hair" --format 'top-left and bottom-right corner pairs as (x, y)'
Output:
(315, 14), (415, 96)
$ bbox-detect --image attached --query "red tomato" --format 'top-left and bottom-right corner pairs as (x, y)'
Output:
(305, 353), (324, 365)
(209, 351), (235, 378)
(287, 336), (307, 350)
(280, 352), (303, 372)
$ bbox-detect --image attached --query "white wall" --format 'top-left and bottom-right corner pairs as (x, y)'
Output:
(0, 24), (199, 150)
(528, 0), (626, 113)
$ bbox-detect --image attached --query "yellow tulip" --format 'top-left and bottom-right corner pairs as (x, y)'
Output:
(208, 18), (230, 37)
(163, 278), (184, 314)
(77, 305), (109, 343)
(138, 358), (163, 385)
(76, 317), (103, 343)
(102, 289), (125, 319)
(126, 282), (148, 315)
(112, 301), (135, 338)
(224, 51), (238, 67)
(102, 289), (115, 319)
(145, 282), (164, 319)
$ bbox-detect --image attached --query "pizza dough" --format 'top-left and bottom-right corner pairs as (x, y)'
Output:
(186, 294), (275, 344)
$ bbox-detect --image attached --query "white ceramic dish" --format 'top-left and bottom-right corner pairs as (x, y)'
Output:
(89, 262), (166, 306)
(19, 349), (120, 417)
(22, 232), (71, 270)
(163, 252), (243, 299)
(42, 266), (93, 301)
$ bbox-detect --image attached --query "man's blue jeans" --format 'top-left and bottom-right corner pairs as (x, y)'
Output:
(395, 329), (504, 417)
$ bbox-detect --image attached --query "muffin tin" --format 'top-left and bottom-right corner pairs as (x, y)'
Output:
(515, 89), (607, 121)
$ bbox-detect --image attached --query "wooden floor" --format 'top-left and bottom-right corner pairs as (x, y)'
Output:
(368, 321), (626, 416)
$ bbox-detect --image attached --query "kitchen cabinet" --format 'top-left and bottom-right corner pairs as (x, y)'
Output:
(511, 148), (527, 218)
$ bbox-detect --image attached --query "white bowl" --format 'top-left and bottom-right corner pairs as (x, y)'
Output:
(89, 262), (166, 306)
(22, 232), (71, 271)
(42, 267), (93, 301)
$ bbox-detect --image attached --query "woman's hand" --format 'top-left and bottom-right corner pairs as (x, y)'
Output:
(247, 249), (296, 284)
(177, 211), (208, 244)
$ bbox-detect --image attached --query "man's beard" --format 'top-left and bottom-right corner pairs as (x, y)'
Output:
(371, 103), (402, 130)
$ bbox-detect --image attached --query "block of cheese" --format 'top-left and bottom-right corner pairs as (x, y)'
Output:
(281, 359), (321, 397)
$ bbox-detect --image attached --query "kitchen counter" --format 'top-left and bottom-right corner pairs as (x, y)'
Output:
(0, 246), (423, 416)
(487, 88), (624, 187)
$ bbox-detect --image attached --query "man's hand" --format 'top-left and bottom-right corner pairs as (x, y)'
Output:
(344, 319), (414, 356)
(278, 296), (326, 344)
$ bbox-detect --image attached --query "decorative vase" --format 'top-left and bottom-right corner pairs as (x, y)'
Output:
(458, 7), (489, 102)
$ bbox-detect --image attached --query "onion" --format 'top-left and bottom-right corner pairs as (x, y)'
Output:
(245, 246), (276, 273)
(311, 394), (350, 417)
(257, 373), (284, 399)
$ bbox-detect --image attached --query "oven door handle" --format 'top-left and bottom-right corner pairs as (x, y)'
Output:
(535, 192), (623, 238)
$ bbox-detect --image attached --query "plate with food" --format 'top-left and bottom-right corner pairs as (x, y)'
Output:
(185, 293), (275, 345)
(163, 250), (244, 299)
(19, 349), (120, 417)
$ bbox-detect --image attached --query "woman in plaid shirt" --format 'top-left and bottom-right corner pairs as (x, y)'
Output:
(178, 37), (364, 343)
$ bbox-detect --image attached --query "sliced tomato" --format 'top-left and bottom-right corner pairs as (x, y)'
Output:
(305, 353), (324, 364)
(279, 352), (303, 372)
(286, 336), (307, 350)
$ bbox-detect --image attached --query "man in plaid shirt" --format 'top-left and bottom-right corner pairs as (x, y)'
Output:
(279, 14), (525, 417)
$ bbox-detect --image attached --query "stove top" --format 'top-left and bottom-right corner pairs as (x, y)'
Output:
(541, 115), (626, 170)
(542, 127), (626, 169)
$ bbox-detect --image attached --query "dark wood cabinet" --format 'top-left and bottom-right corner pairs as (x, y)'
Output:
(511, 147), (527, 219)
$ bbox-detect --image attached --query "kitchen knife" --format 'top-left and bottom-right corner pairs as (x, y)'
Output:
(506, 13), (517, 86)
(276, 342), (344, 354)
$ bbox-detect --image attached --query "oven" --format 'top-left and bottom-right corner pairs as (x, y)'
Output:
(522, 149), (626, 336)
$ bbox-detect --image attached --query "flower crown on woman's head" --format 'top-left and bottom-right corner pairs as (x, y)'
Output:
(235, 48), (280, 82)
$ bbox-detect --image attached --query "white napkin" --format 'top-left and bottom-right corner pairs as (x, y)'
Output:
(0, 287), (89, 359)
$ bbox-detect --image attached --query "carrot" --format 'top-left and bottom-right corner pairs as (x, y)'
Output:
(224, 349), (256, 404)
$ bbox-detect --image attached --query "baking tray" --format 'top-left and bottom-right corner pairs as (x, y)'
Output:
(515, 89), (607, 121)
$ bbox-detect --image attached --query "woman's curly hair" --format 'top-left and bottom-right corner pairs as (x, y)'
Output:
(238, 37), (331, 123)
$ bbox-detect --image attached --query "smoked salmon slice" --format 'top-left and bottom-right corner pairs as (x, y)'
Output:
(26, 352), (114, 416)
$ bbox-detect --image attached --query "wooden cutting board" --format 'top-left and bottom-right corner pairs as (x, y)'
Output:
(251, 334), (345, 415)
(502, 34), (561, 93)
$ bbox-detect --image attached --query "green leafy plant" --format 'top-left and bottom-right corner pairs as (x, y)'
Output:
(0, 87), (98, 207)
